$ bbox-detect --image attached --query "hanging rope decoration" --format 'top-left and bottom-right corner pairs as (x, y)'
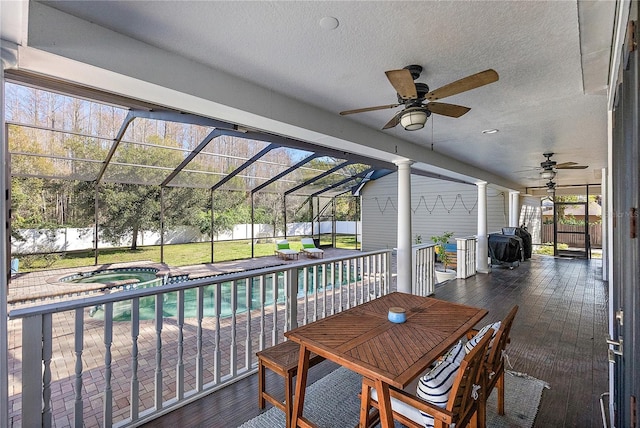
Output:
(408, 194), (474, 214)
(364, 189), (505, 216)
(368, 197), (398, 215)
(364, 193), (499, 215)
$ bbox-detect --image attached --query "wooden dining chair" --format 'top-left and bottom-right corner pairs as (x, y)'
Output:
(361, 331), (492, 428)
(466, 305), (519, 428)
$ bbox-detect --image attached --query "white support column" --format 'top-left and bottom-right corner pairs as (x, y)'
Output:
(509, 191), (520, 227)
(1, 43), (18, 428)
(476, 181), (491, 274)
(395, 159), (414, 293)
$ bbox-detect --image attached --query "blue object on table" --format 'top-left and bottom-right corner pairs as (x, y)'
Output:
(388, 307), (406, 323)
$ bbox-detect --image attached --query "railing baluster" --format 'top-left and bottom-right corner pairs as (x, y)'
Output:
(259, 275), (266, 351)
(245, 278), (252, 370)
(196, 286), (204, 391)
(312, 266), (318, 322)
(154, 295), (163, 409)
(74, 308), (84, 428)
(271, 273), (279, 345)
(214, 283), (222, 383)
(103, 302), (113, 426)
(176, 290), (185, 400)
(230, 280), (238, 377)
(330, 262), (342, 315)
(302, 266), (309, 325)
(42, 314), (52, 428)
(321, 262), (327, 318)
(130, 297), (140, 421)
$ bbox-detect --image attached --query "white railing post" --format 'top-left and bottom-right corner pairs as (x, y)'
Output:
(103, 302), (113, 427)
(130, 298), (140, 421)
(411, 244), (435, 296)
(286, 267), (299, 330)
(456, 237), (478, 279)
(175, 291), (184, 400)
(74, 309), (84, 428)
(22, 315), (45, 428)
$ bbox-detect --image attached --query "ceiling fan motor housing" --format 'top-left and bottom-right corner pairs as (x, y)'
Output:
(397, 82), (430, 104)
(403, 64), (423, 80)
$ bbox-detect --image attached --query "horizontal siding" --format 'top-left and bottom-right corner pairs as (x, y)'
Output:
(361, 173), (508, 251)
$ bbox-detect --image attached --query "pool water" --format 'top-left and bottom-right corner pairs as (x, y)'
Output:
(87, 265), (360, 322)
(72, 271), (159, 284)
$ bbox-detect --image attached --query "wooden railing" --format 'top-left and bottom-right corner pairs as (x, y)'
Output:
(8, 250), (391, 428)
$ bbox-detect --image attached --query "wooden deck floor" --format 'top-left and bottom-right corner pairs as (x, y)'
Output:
(143, 255), (609, 428)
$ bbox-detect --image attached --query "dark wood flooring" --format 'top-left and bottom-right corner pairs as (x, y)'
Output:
(142, 255), (608, 428)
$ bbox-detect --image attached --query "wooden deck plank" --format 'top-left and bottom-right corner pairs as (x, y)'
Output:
(142, 255), (608, 428)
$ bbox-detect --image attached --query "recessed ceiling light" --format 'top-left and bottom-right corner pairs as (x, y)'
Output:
(319, 16), (339, 30)
(482, 129), (499, 134)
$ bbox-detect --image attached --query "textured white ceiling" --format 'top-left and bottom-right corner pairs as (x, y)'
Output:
(31, 0), (614, 189)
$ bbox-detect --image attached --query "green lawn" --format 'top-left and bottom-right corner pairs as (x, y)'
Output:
(16, 235), (360, 273)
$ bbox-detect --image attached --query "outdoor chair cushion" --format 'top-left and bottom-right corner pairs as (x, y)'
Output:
(442, 340), (465, 365)
(277, 242), (291, 250)
(416, 360), (461, 428)
(465, 321), (501, 354)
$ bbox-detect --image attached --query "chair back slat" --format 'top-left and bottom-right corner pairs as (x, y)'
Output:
(447, 328), (492, 424)
(486, 306), (519, 374)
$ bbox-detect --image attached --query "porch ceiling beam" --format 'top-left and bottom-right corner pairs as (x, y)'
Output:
(251, 153), (319, 194)
(128, 109), (237, 130)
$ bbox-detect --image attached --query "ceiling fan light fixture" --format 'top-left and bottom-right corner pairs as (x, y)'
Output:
(546, 187), (556, 194)
(400, 109), (428, 131)
(540, 170), (556, 180)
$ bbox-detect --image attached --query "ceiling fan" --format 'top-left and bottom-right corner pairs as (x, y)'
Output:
(339, 65), (499, 131)
(540, 152), (588, 170)
(539, 152), (588, 179)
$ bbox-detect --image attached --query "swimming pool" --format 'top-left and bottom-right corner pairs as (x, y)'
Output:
(61, 267), (162, 286)
(71, 265), (359, 321)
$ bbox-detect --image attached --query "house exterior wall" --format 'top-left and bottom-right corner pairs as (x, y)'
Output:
(360, 173), (508, 251)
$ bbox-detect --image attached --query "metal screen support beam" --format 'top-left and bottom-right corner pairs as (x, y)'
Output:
(332, 197), (337, 247)
(251, 153), (318, 194)
(95, 111), (135, 184)
(308, 167), (375, 199)
(283, 194), (287, 239)
(94, 183), (99, 265)
(210, 144), (277, 192)
(160, 187), (165, 264)
(284, 160), (353, 196)
(250, 193), (255, 258)
(161, 129), (248, 187)
(210, 188), (214, 264)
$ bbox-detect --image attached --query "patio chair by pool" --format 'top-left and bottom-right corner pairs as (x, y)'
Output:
(275, 239), (299, 260)
(300, 238), (324, 258)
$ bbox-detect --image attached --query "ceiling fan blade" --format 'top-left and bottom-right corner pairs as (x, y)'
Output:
(382, 111), (403, 129)
(555, 161), (576, 168)
(339, 103), (401, 115)
(385, 69), (418, 99)
(556, 165), (588, 169)
(427, 102), (471, 118)
(425, 69), (499, 101)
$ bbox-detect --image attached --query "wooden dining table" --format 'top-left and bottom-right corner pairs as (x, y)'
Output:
(284, 291), (488, 428)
